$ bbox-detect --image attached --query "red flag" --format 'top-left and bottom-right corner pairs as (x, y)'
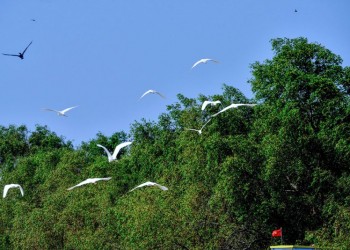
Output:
(272, 228), (282, 237)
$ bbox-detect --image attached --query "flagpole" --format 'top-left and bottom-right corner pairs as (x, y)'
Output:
(281, 227), (283, 245)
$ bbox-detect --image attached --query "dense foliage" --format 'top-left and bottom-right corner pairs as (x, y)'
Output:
(0, 37), (349, 249)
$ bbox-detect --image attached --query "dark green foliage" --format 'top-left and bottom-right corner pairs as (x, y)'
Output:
(250, 37), (350, 245)
(0, 37), (349, 249)
(0, 125), (29, 170)
(29, 125), (73, 153)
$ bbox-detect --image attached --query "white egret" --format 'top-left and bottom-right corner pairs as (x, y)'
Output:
(212, 103), (256, 117)
(67, 177), (112, 190)
(201, 100), (221, 111)
(97, 141), (132, 162)
(43, 106), (78, 117)
(191, 58), (219, 69)
(184, 119), (212, 135)
(129, 181), (168, 192)
(3, 184), (24, 198)
(140, 90), (166, 100)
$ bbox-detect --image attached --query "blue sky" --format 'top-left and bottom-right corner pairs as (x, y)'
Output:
(1, 1), (349, 146)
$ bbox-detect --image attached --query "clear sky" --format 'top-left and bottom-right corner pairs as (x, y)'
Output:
(1, 0), (349, 146)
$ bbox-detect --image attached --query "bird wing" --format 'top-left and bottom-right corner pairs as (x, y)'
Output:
(202, 100), (221, 111)
(129, 181), (168, 192)
(97, 177), (112, 182)
(140, 90), (153, 99)
(212, 103), (256, 117)
(67, 179), (91, 190)
(3, 184), (23, 198)
(89, 177), (112, 184)
(242, 104), (257, 107)
(129, 181), (154, 192)
(201, 101), (211, 111)
(18, 185), (24, 196)
(211, 104), (234, 117)
(201, 119), (212, 130)
(3, 185), (11, 198)
(112, 141), (132, 159)
(97, 144), (113, 161)
(60, 106), (78, 114)
(155, 183), (168, 191)
(232, 103), (256, 108)
(92, 177), (112, 183)
(191, 59), (204, 69)
(22, 41), (33, 55)
(184, 128), (200, 132)
(67, 177), (112, 190)
(231, 104), (244, 108)
(2, 53), (19, 57)
(43, 108), (59, 113)
(155, 91), (166, 99)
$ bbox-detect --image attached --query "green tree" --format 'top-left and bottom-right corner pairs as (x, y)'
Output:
(249, 37), (350, 243)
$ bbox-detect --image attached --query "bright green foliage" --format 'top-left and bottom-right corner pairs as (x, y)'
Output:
(0, 37), (349, 249)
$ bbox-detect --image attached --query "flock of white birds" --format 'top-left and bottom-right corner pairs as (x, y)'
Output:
(2, 57), (256, 199)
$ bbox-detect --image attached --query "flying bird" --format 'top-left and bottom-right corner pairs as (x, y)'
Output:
(212, 103), (257, 117)
(201, 100), (221, 111)
(2, 41), (33, 60)
(191, 58), (219, 69)
(43, 106), (78, 117)
(129, 181), (168, 192)
(3, 184), (24, 198)
(184, 119), (212, 135)
(97, 141), (132, 162)
(139, 89), (166, 100)
(67, 177), (112, 190)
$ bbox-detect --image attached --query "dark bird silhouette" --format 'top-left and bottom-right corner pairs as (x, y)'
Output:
(2, 41), (33, 60)
(294, 9), (298, 12)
